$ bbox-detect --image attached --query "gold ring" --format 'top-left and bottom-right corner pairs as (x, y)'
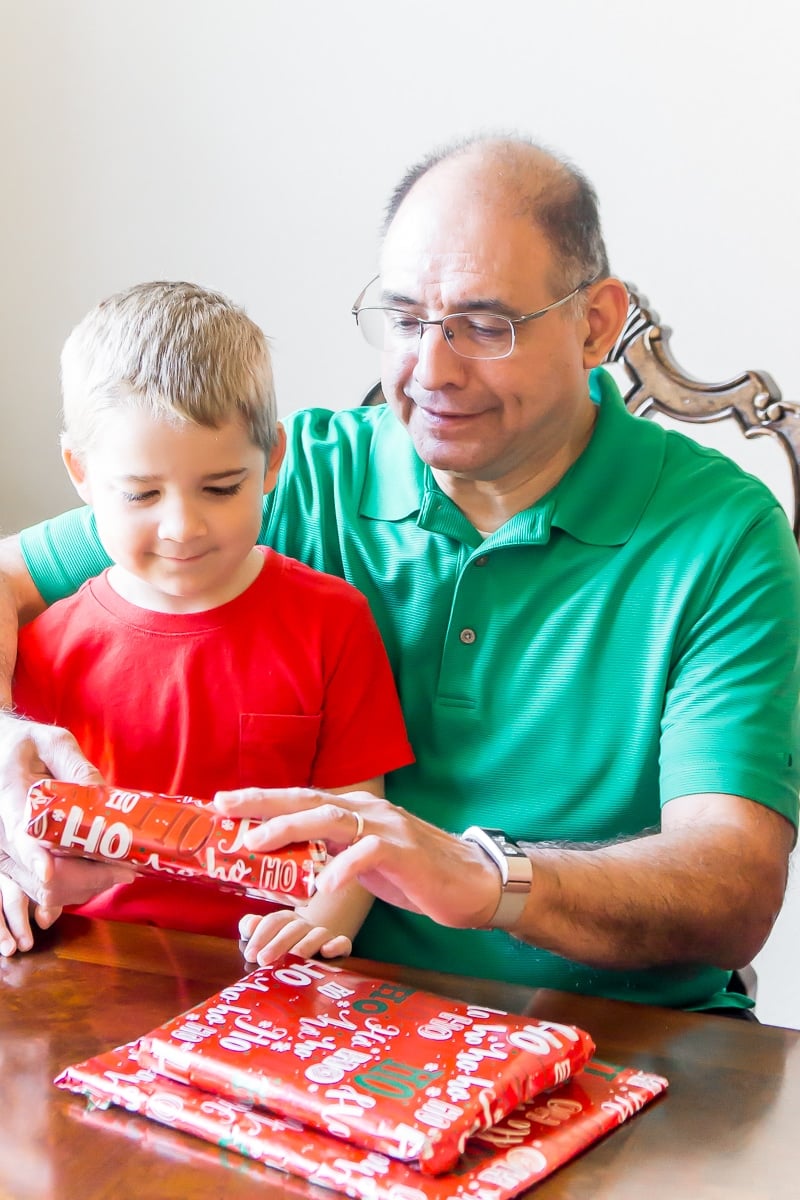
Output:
(351, 810), (365, 845)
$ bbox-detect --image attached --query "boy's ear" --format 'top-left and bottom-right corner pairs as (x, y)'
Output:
(62, 446), (92, 505)
(263, 423), (287, 495)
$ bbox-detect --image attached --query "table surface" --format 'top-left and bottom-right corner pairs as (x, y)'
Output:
(1, 915), (798, 1200)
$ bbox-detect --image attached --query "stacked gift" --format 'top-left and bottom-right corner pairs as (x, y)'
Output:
(26, 779), (326, 904)
(56, 954), (668, 1197)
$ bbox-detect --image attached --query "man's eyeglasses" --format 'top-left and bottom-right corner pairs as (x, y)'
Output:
(351, 276), (595, 361)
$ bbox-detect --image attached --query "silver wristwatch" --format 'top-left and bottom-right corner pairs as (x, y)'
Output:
(461, 826), (533, 931)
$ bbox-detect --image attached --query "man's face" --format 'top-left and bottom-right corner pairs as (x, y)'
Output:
(64, 408), (276, 612)
(378, 163), (596, 490)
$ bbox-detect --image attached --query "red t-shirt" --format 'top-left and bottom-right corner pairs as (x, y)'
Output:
(14, 548), (414, 936)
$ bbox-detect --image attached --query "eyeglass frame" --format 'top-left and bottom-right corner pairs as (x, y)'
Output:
(350, 275), (598, 360)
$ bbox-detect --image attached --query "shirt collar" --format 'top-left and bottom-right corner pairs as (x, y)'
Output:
(548, 367), (665, 546)
(359, 404), (426, 520)
(358, 368), (665, 547)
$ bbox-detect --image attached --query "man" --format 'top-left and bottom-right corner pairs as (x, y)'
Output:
(1, 136), (798, 1013)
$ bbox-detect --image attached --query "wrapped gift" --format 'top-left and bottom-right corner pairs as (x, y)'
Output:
(26, 779), (326, 904)
(127, 955), (596, 1174)
(57, 1040), (667, 1199)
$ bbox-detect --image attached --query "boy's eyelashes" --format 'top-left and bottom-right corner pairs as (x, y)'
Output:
(205, 482), (246, 497)
(119, 482), (246, 504)
(121, 490), (159, 504)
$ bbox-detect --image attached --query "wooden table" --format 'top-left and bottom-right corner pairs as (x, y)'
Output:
(1, 915), (798, 1199)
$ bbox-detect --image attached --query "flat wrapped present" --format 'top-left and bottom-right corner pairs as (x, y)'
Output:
(127, 955), (596, 1174)
(26, 778), (326, 904)
(57, 1040), (667, 1199)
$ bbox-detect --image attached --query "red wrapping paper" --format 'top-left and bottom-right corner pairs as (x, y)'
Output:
(128, 956), (595, 1174)
(26, 779), (326, 904)
(57, 1041), (667, 1199)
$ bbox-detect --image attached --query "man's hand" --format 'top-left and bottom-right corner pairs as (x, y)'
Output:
(214, 787), (503, 931)
(0, 713), (135, 939)
(215, 786), (795, 972)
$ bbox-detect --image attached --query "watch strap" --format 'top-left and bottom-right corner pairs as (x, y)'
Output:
(461, 826), (532, 931)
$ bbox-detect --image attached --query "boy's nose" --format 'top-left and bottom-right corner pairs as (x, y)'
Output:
(158, 499), (206, 542)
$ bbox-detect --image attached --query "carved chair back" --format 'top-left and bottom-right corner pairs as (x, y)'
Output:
(606, 286), (799, 544)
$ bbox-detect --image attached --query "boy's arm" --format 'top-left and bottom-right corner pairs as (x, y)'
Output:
(239, 778), (380, 964)
(293, 878), (375, 955)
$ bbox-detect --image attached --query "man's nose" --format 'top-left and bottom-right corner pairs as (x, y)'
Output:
(413, 322), (468, 390)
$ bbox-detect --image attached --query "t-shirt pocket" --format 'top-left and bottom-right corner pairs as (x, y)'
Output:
(239, 713), (323, 788)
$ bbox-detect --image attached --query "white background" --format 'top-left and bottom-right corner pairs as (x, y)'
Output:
(1, 0), (798, 1026)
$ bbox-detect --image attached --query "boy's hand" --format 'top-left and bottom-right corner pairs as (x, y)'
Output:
(0, 873), (60, 956)
(239, 907), (353, 966)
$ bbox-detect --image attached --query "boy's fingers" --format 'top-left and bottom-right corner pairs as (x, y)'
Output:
(319, 933), (352, 958)
(0, 920), (17, 956)
(34, 904), (62, 930)
(0, 878), (34, 953)
(251, 919), (324, 965)
(241, 911), (299, 962)
(238, 913), (261, 939)
(283, 926), (331, 955)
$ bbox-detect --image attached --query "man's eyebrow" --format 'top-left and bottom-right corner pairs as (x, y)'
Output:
(379, 289), (519, 318)
(457, 297), (520, 318)
(380, 289), (419, 307)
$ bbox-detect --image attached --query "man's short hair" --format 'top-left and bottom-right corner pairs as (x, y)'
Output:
(383, 134), (610, 292)
(60, 280), (278, 458)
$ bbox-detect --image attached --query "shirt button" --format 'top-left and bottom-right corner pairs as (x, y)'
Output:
(474, 555), (489, 568)
(459, 628), (477, 645)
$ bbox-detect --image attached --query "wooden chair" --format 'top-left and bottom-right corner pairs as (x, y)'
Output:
(360, 283), (800, 545)
(608, 288), (800, 1005)
(605, 286), (799, 544)
(360, 285), (800, 1005)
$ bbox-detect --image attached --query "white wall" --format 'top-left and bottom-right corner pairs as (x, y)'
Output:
(1, 0), (798, 1024)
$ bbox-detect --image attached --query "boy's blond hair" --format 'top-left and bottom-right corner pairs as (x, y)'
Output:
(60, 281), (278, 458)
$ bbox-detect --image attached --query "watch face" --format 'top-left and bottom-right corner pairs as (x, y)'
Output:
(485, 830), (526, 858)
(461, 827), (532, 930)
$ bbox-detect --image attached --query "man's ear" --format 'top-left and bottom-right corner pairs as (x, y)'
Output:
(582, 277), (629, 368)
(263, 422), (287, 495)
(61, 446), (92, 505)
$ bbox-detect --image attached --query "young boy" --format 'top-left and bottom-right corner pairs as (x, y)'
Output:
(8, 280), (414, 963)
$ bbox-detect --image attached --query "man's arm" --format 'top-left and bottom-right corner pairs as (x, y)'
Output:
(0, 534), (134, 948)
(510, 793), (792, 969)
(0, 535), (47, 706)
(215, 787), (793, 972)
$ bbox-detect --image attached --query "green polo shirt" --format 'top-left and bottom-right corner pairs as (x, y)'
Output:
(20, 369), (800, 1010)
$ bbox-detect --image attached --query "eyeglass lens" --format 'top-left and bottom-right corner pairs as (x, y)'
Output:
(356, 308), (514, 360)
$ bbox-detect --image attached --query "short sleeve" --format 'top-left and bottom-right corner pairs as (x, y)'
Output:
(660, 503), (800, 826)
(19, 506), (111, 605)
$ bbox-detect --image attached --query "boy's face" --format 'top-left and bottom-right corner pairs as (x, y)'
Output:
(63, 407), (284, 613)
